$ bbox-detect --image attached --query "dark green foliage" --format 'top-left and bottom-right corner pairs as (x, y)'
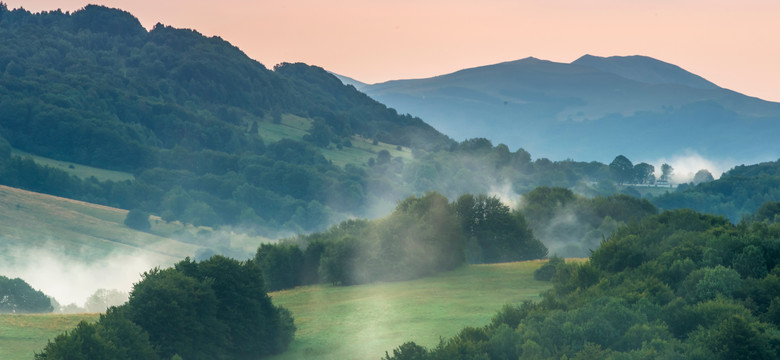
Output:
(255, 243), (305, 291)
(534, 255), (565, 281)
(35, 307), (159, 360)
(0, 275), (52, 313)
(384, 208), (780, 359)
(653, 160), (780, 221)
(609, 155), (634, 184)
(454, 194), (547, 263)
(123, 208), (150, 231)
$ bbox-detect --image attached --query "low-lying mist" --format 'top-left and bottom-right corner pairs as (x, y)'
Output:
(651, 150), (736, 183)
(0, 242), (163, 308)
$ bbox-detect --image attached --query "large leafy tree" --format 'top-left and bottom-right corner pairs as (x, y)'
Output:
(609, 155), (634, 184)
(0, 275), (52, 313)
(454, 193), (547, 263)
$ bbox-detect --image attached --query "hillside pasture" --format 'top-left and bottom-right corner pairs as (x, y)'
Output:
(269, 261), (553, 360)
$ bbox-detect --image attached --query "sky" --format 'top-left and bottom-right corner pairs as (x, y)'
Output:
(6, 0), (780, 102)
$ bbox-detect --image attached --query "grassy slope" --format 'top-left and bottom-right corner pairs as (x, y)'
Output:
(0, 185), (200, 264)
(269, 261), (553, 360)
(0, 313), (99, 360)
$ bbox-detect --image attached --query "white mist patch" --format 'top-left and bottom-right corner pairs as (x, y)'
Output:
(488, 182), (522, 210)
(0, 245), (164, 308)
(652, 150), (735, 183)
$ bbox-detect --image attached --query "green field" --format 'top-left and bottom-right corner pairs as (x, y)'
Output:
(269, 261), (553, 360)
(0, 261), (552, 360)
(0, 313), (100, 360)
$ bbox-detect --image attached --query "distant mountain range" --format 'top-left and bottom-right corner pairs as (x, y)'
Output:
(348, 55), (780, 163)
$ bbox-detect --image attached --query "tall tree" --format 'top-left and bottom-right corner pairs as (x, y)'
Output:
(609, 155), (634, 185)
(660, 163), (674, 183)
(633, 162), (655, 184)
(693, 169), (714, 184)
(0, 276), (52, 313)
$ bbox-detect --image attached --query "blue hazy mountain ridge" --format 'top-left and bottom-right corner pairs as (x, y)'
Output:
(355, 55), (780, 163)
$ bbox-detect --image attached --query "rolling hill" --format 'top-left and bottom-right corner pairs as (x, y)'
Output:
(0, 4), (454, 234)
(356, 55), (780, 164)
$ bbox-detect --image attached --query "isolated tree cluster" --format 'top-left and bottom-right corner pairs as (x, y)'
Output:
(35, 256), (294, 360)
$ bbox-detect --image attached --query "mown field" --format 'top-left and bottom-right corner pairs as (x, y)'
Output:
(268, 261), (554, 360)
(0, 261), (554, 360)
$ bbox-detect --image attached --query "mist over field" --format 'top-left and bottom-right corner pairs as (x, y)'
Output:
(0, 241), (161, 307)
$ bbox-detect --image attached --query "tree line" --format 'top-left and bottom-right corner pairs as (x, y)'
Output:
(255, 192), (548, 291)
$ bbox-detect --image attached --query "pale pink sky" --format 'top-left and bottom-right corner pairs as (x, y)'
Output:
(8, 0), (780, 102)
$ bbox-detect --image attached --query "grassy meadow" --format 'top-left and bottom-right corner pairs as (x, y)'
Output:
(269, 261), (554, 360)
(0, 261), (554, 360)
(0, 313), (99, 359)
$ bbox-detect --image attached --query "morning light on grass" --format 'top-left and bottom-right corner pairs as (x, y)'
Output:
(268, 261), (553, 360)
(0, 313), (99, 360)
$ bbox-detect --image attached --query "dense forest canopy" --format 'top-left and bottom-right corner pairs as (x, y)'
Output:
(383, 208), (780, 360)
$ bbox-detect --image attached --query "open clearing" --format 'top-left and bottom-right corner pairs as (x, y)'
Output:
(268, 261), (552, 360)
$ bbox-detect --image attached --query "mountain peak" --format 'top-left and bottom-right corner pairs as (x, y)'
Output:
(572, 54), (719, 89)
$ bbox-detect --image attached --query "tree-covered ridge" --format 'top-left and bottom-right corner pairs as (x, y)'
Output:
(0, 4), (632, 236)
(653, 159), (780, 221)
(35, 256), (294, 360)
(0, 3), (454, 233)
(383, 208), (780, 360)
(0, 4), (449, 169)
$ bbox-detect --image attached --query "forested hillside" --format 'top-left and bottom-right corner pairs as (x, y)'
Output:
(0, 4), (452, 233)
(0, 4), (633, 236)
(653, 159), (780, 222)
(384, 208), (780, 359)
